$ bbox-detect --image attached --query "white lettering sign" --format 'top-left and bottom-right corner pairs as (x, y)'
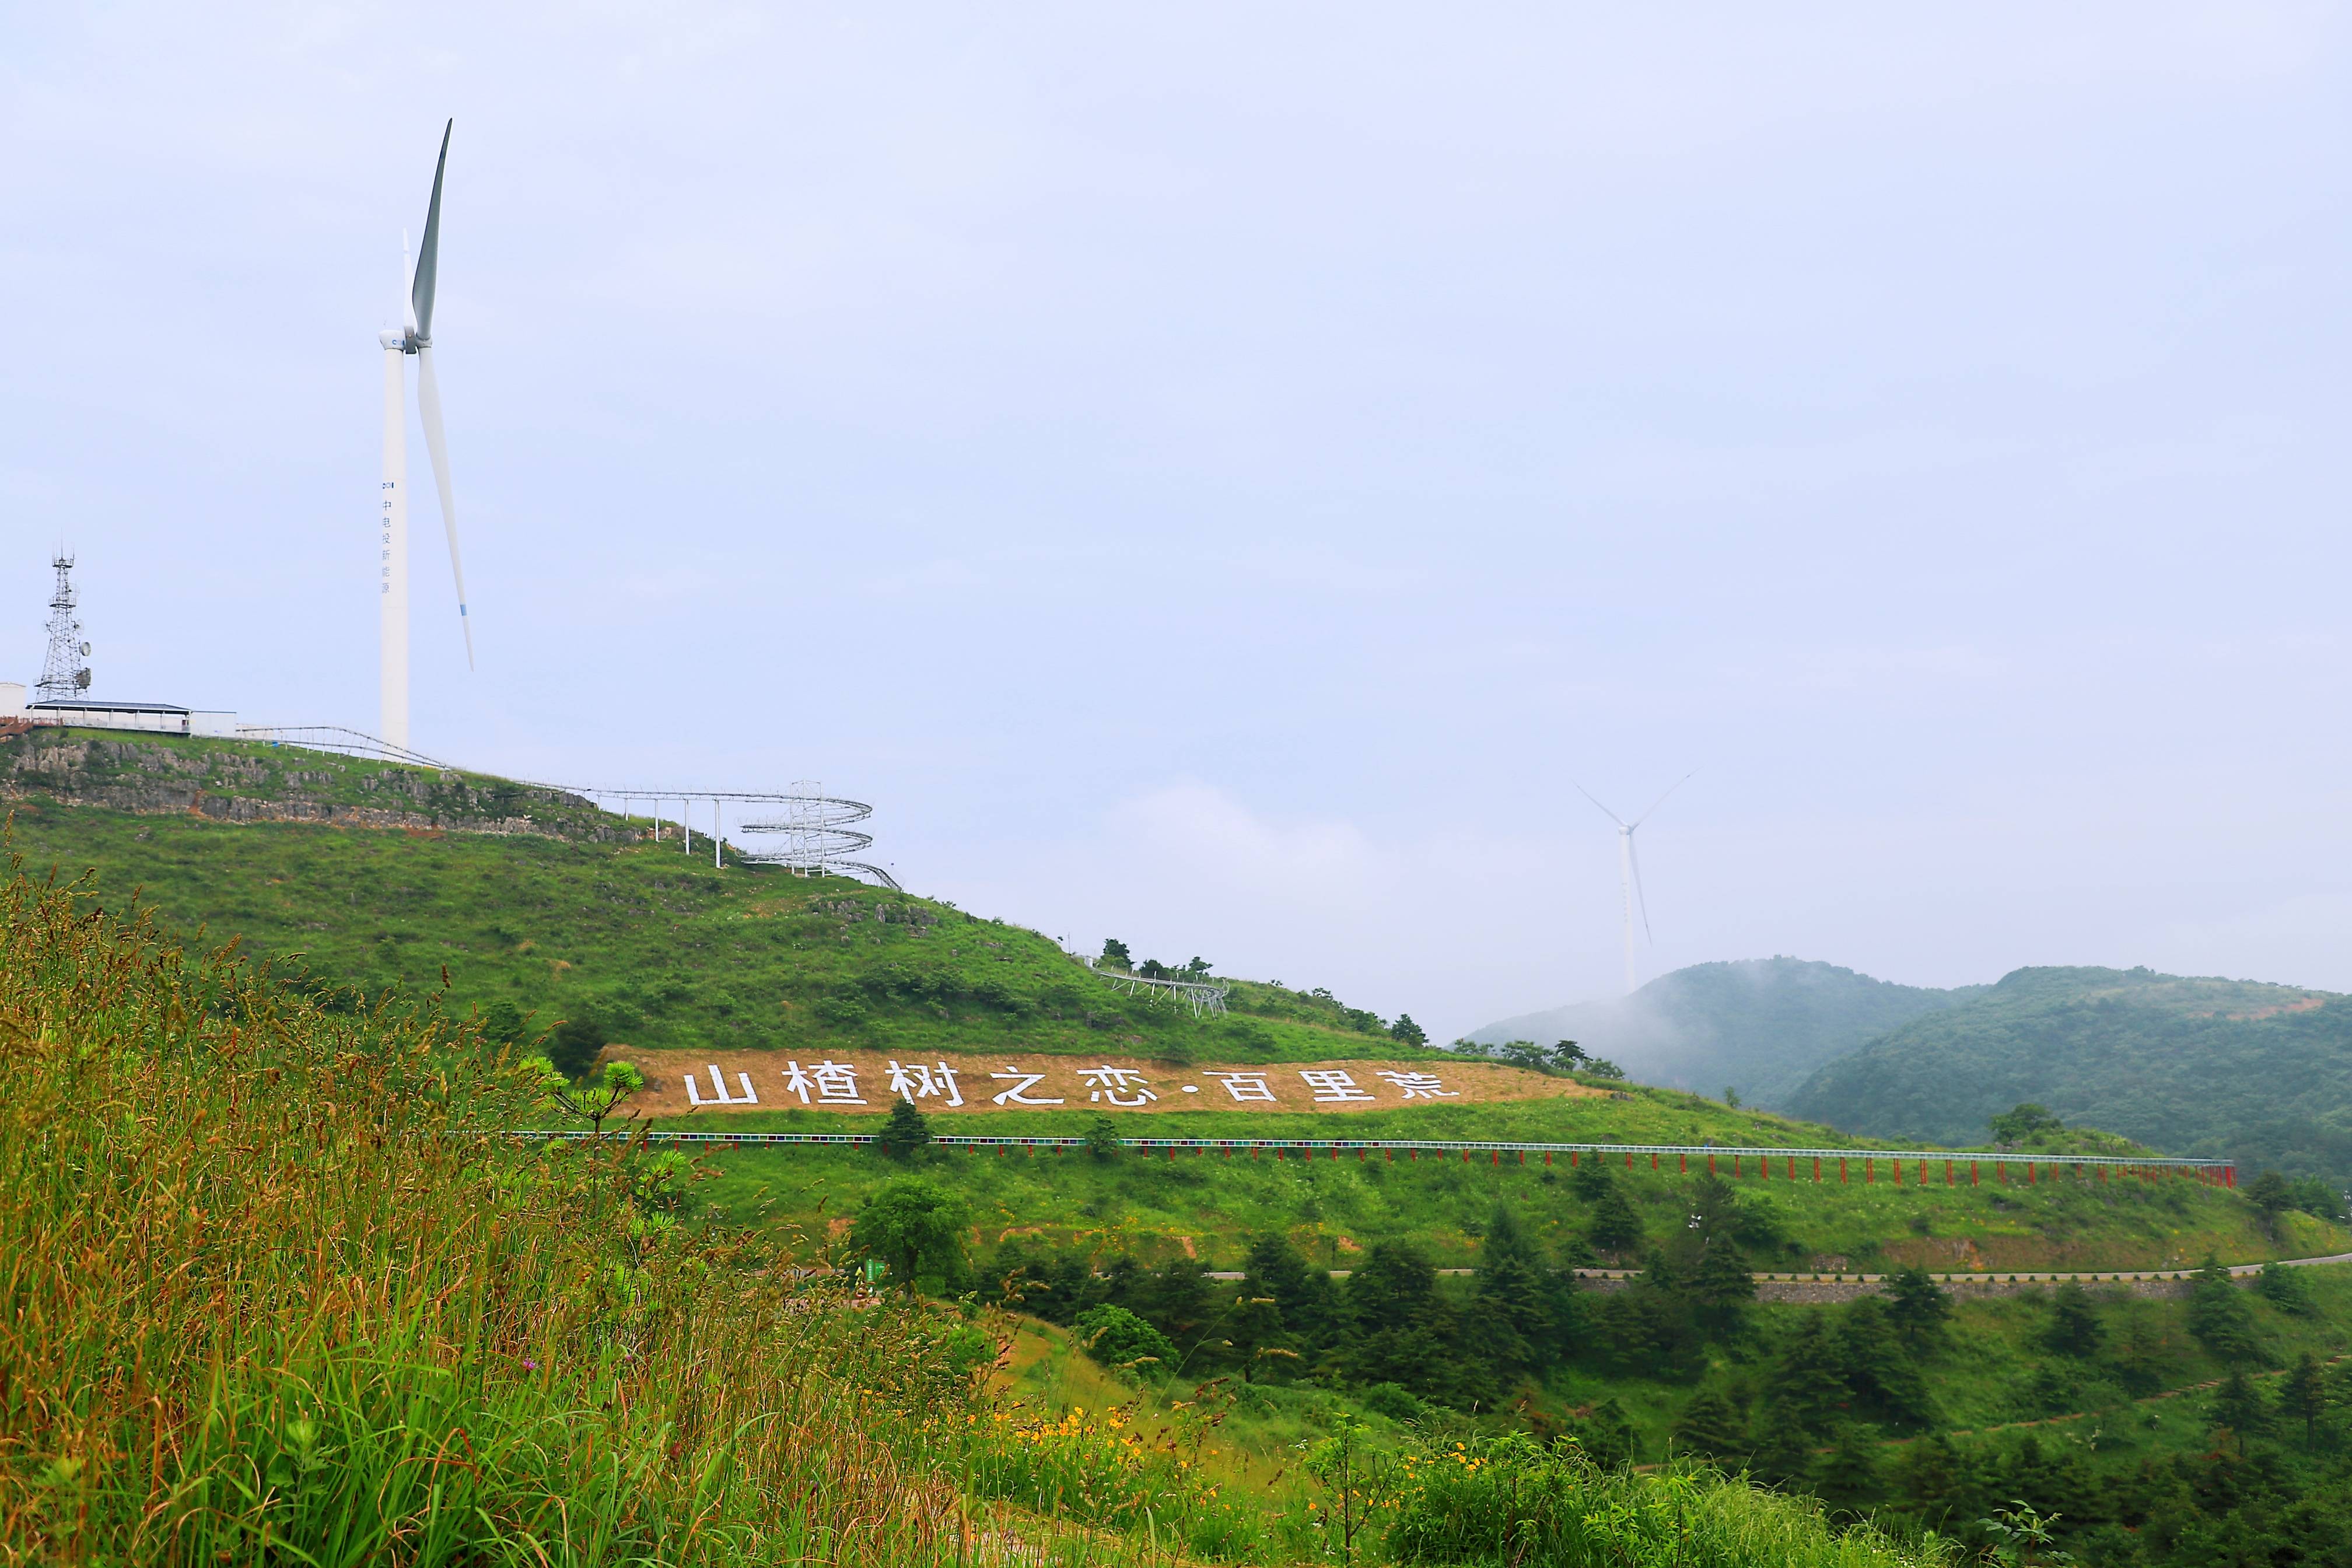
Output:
(1207, 1070), (1277, 1104)
(1080, 1065), (1157, 1108)
(780, 1059), (867, 1105)
(888, 1059), (965, 1107)
(1298, 1069), (1375, 1104)
(685, 1065), (759, 1107)
(989, 1068), (1065, 1106)
(1376, 1070), (1457, 1100)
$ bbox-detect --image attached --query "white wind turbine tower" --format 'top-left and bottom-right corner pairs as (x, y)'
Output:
(1575, 774), (1692, 995)
(376, 120), (473, 751)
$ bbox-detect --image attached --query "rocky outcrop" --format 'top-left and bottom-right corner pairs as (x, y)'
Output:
(0, 732), (640, 845)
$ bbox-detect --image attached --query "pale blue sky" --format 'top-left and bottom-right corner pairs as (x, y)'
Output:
(5, 4), (2348, 1038)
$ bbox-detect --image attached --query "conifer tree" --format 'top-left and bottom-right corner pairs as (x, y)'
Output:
(2256, 1259), (2315, 1315)
(1343, 1243), (1460, 1402)
(1810, 1422), (1885, 1517)
(1688, 1232), (1756, 1341)
(1241, 1234), (1336, 1359)
(1883, 1267), (1952, 1354)
(2043, 1282), (2104, 1357)
(1574, 1396), (1640, 1469)
(1588, 1182), (1644, 1258)
(2188, 1255), (2260, 1365)
(1764, 1315), (1850, 1440)
(1671, 1387), (1751, 1462)
(2211, 1366), (2272, 1453)
(1894, 1433), (1973, 1535)
(1838, 1297), (1934, 1427)
(1469, 1207), (1549, 1390)
(876, 1097), (933, 1160)
(1135, 1258), (1221, 1370)
(2278, 1351), (2328, 1451)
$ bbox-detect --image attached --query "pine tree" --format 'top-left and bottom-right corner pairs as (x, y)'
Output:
(2256, 1259), (2315, 1316)
(1894, 1433), (1973, 1535)
(1838, 1297), (1935, 1427)
(1810, 1422), (1885, 1517)
(1689, 1232), (1756, 1341)
(1765, 1315), (1850, 1440)
(1469, 1207), (1548, 1390)
(1573, 1396), (1640, 1468)
(2278, 1351), (2328, 1451)
(1883, 1267), (1951, 1354)
(1588, 1183), (1644, 1258)
(2043, 1282), (2104, 1357)
(876, 1097), (933, 1160)
(2211, 1366), (2272, 1453)
(1671, 1387), (1751, 1462)
(1344, 1243), (1460, 1401)
(2188, 1255), (2260, 1365)
(1242, 1234), (1335, 1354)
(1135, 1258), (1220, 1371)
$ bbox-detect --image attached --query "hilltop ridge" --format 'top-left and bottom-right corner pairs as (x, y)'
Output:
(1791, 963), (2352, 1183)
(0, 728), (1424, 1065)
(1468, 956), (1983, 1108)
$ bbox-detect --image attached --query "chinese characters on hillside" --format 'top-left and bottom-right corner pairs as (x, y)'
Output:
(673, 1058), (1464, 1112)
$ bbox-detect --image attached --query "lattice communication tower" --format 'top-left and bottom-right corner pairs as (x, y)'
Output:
(36, 554), (91, 704)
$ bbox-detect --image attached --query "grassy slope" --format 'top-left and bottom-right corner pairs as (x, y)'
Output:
(8, 732), (2326, 1282)
(1467, 957), (1986, 1109)
(1789, 965), (2352, 1183)
(1, 730), (1415, 1063)
(2, 866), (1955, 1568)
(699, 1136), (2335, 1274)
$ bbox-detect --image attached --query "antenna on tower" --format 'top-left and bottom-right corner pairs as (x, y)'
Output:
(37, 554), (91, 704)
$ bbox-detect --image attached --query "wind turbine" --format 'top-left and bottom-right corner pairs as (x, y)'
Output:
(376, 118), (473, 752)
(1575, 774), (1692, 995)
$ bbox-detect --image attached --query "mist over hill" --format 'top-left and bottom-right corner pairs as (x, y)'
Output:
(1790, 965), (2352, 1184)
(1465, 957), (1982, 1109)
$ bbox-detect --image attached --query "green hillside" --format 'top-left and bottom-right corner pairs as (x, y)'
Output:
(1468, 957), (1983, 1109)
(1788, 965), (2352, 1184)
(15, 736), (2352, 1566)
(4, 794), (1969, 1568)
(0, 728), (1421, 1065)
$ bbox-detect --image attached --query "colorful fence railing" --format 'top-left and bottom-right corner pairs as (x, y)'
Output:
(509, 1129), (2234, 1186)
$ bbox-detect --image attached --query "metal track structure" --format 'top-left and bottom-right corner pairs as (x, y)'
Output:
(508, 1128), (2235, 1184)
(233, 727), (899, 889)
(730, 781), (900, 890)
(1083, 957), (1230, 1018)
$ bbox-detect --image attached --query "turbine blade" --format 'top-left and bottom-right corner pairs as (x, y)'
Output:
(415, 343), (474, 669)
(411, 120), (452, 341)
(1572, 782), (1627, 827)
(1629, 771), (1693, 829)
(1628, 832), (1654, 944)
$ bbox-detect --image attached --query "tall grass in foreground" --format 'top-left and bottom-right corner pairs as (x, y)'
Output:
(0, 864), (1005, 1566)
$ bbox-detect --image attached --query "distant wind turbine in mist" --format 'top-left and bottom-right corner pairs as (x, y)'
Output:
(1575, 774), (1692, 995)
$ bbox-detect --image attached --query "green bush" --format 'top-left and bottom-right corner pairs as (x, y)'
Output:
(1388, 1433), (1944, 1566)
(1073, 1304), (1177, 1381)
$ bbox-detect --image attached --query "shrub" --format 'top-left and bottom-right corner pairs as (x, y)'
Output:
(1389, 1433), (1936, 1567)
(1073, 1304), (1176, 1381)
(545, 1012), (605, 1079)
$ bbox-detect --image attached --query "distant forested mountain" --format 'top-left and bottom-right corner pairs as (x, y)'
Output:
(1788, 966), (2352, 1183)
(1465, 957), (1982, 1110)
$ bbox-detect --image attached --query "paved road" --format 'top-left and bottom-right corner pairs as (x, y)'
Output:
(1203, 1251), (2352, 1284)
